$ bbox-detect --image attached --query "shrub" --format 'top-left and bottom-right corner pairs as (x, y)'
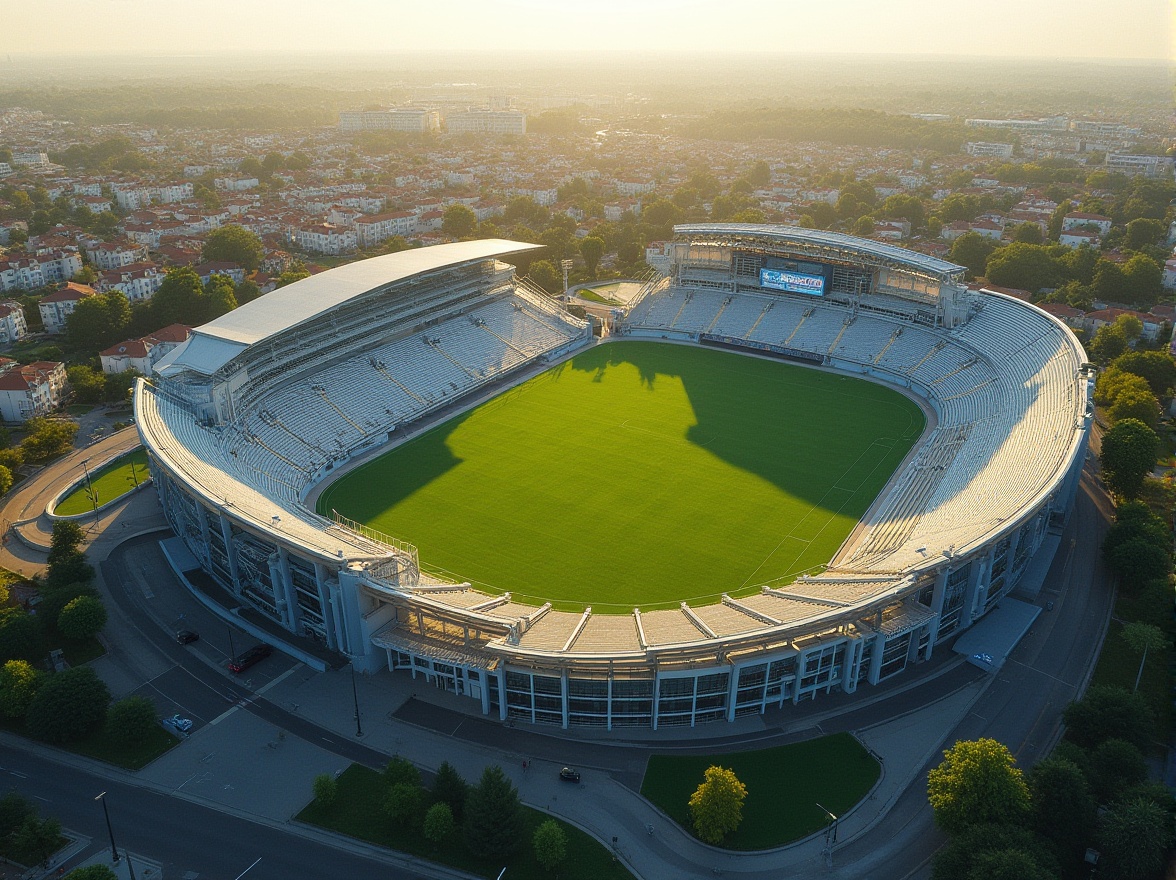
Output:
(56, 595), (107, 641)
(107, 696), (157, 746)
(25, 666), (110, 744)
(312, 773), (337, 806)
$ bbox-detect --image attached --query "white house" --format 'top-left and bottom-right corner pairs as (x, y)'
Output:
(0, 302), (28, 344)
(0, 251), (83, 293)
(1061, 212), (1112, 236)
(99, 323), (192, 376)
(39, 282), (97, 334)
(0, 360), (67, 422)
(1059, 229), (1102, 249)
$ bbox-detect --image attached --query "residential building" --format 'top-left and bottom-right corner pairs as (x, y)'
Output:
(99, 324), (192, 376)
(1085, 307), (1161, 342)
(0, 251), (83, 292)
(0, 360), (66, 422)
(1059, 229), (1103, 249)
(96, 262), (166, 301)
(966, 142), (1014, 158)
(1104, 154), (1175, 178)
(339, 108), (441, 133)
(294, 223), (356, 255)
(1061, 212), (1112, 236)
(39, 281), (96, 333)
(86, 240), (150, 270)
(194, 261), (245, 286)
(445, 109), (526, 135)
(0, 302), (28, 344)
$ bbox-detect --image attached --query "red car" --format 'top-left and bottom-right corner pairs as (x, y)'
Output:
(228, 643), (272, 674)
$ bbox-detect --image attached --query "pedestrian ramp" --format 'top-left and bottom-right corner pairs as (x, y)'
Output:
(952, 597), (1042, 672)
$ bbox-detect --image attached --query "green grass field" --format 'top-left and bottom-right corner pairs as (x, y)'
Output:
(318, 341), (924, 609)
(53, 448), (149, 516)
(641, 732), (881, 849)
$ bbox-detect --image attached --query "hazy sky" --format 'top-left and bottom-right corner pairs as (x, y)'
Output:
(3, 0), (1171, 60)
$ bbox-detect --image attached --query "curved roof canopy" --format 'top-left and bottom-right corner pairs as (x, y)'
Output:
(674, 223), (965, 280)
(156, 238), (542, 378)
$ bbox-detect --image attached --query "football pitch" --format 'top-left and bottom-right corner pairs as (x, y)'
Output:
(316, 340), (924, 610)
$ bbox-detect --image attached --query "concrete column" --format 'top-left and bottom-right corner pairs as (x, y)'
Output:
(219, 513), (240, 592)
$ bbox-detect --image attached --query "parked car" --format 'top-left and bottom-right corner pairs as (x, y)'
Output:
(228, 643), (273, 674)
(176, 629), (199, 645)
(559, 767), (581, 783)
(167, 714), (193, 733)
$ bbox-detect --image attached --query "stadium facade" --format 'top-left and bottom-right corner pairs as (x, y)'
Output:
(136, 226), (1093, 730)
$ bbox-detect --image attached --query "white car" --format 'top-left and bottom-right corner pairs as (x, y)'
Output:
(167, 714), (193, 733)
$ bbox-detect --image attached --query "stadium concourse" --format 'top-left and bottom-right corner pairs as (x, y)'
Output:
(135, 226), (1093, 731)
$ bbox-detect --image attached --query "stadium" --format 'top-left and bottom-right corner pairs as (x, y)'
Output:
(135, 224), (1093, 730)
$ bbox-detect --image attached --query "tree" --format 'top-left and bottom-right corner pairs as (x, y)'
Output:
(234, 279), (261, 305)
(151, 267), (207, 327)
(1104, 536), (1171, 585)
(688, 765), (747, 845)
(423, 801), (453, 846)
(1107, 385), (1160, 429)
(275, 266), (310, 288)
(0, 659), (42, 719)
(932, 822), (1057, 880)
(441, 204), (477, 239)
(463, 765), (524, 861)
(1125, 217), (1165, 251)
(1097, 797), (1171, 880)
(1010, 222), (1044, 245)
(1087, 322), (1128, 365)
(381, 756), (421, 789)
(0, 791), (35, 841)
(20, 419), (79, 463)
(26, 666), (110, 744)
(1062, 685), (1153, 750)
(0, 465), (12, 499)
(527, 260), (561, 294)
(965, 848), (1053, 880)
(1099, 418), (1159, 499)
(63, 867), (119, 880)
(432, 761), (468, 820)
(65, 290), (131, 354)
(746, 160), (771, 188)
(0, 608), (43, 664)
(1121, 621), (1166, 694)
(202, 225), (264, 271)
(578, 236), (605, 277)
(313, 772), (337, 806)
(949, 233), (999, 279)
(984, 243), (1061, 291)
(49, 520), (85, 564)
(57, 595), (107, 641)
(204, 274), (238, 319)
(1089, 738), (1148, 804)
(107, 695), (156, 745)
(532, 818), (567, 872)
(1027, 756), (1095, 860)
(67, 365), (107, 405)
(926, 738), (1030, 833)
(11, 814), (62, 868)
(1110, 350), (1176, 397)
(1122, 254), (1162, 309)
(382, 781), (422, 826)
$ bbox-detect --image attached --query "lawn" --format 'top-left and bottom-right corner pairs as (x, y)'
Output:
(318, 341), (923, 610)
(53, 448), (149, 516)
(1090, 599), (1173, 743)
(66, 722), (178, 770)
(640, 732), (881, 850)
(297, 765), (633, 880)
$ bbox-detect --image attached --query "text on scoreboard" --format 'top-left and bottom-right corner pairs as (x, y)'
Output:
(759, 268), (826, 296)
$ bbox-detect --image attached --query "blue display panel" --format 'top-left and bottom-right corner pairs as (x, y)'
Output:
(760, 268), (826, 296)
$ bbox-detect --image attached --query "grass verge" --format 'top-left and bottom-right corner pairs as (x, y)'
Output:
(52, 448), (149, 516)
(298, 765), (632, 880)
(640, 731), (880, 850)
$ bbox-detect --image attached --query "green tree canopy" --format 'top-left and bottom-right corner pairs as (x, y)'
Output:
(1062, 685), (1153, 750)
(532, 818), (567, 872)
(1100, 417), (1159, 499)
(578, 236), (606, 277)
(68, 365), (106, 404)
(49, 520), (85, 563)
(1089, 738), (1148, 804)
(64, 866), (119, 880)
(432, 761), (468, 820)
(441, 204), (477, 239)
(688, 765), (748, 845)
(926, 738), (1030, 834)
(26, 665), (110, 744)
(1107, 385), (1160, 429)
(0, 608), (43, 665)
(423, 801), (454, 846)
(202, 225), (264, 271)
(151, 267), (207, 327)
(312, 772), (337, 806)
(234, 279), (261, 305)
(463, 765), (524, 861)
(1097, 797), (1171, 880)
(57, 595), (107, 641)
(382, 781), (422, 827)
(1110, 350), (1176, 397)
(204, 274), (238, 319)
(1125, 217), (1165, 250)
(65, 290), (131, 354)
(21, 418), (79, 463)
(948, 233), (999, 279)
(1121, 621), (1166, 694)
(932, 822), (1058, 880)
(1027, 755), (1095, 861)
(984, 243), (1061, 291)
(1010, 222), (1044, 245)
(1087, 322), (1128, 365)
(527, 260), (561, 294)
(107, 695), (157, 746)
(0, 659), (43, 719)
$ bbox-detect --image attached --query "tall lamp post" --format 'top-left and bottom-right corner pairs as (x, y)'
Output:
(816, 803), (838, 867)
(351, 665), (364, 737)
(561, 259), (574, 299)
(95, 791), (137, 878)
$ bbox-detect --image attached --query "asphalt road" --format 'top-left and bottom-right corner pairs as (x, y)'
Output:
(0, 745), (429, 880)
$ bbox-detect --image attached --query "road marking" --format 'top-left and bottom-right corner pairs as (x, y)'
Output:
(208, 706), (239, 726)
(255, 664), (300, 696)
(233, 857), (262, 879)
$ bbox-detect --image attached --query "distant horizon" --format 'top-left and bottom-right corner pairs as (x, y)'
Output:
(4, 0), (1171, 61)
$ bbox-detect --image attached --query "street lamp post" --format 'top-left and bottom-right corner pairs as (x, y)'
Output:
(95, 791), (138, 880)
(227, 624), (237, 666)
(561, 259), (574, 298)
(816, 803), (838, 867)
(351, 665), (364, 737)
